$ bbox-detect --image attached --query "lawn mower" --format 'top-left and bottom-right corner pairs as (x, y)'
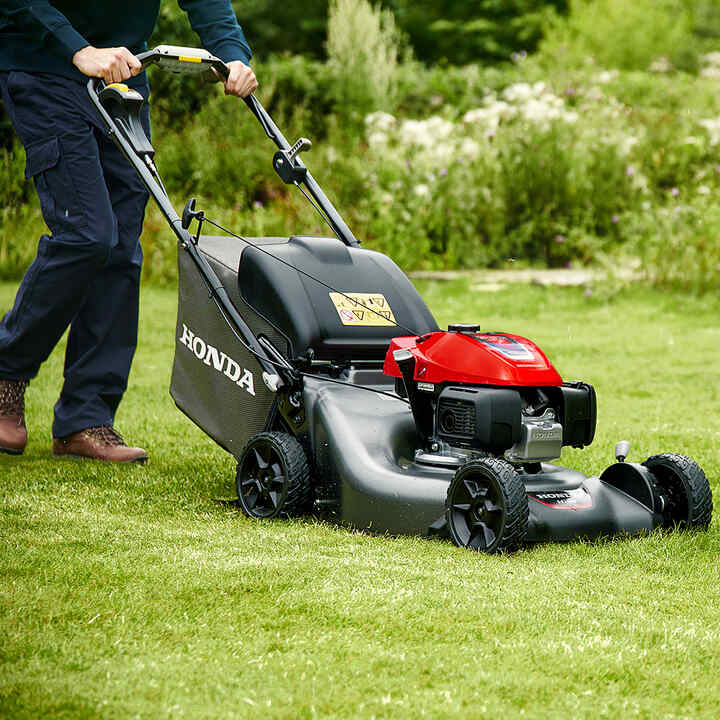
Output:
(88, 45), (713, 552)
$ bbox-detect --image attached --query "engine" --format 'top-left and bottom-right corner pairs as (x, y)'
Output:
(383, 325), (596, 464)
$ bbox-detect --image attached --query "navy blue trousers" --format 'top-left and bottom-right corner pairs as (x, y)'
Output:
(0, 72), (150, 437)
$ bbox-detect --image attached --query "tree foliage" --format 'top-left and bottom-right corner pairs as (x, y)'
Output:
(385, 0), (568, 64)
(154, 0), (568, 63)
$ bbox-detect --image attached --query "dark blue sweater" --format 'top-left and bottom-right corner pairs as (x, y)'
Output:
(0, 1), (252, 82)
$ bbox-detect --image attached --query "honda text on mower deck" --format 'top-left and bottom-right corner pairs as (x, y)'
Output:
(89, 46), (713, 552)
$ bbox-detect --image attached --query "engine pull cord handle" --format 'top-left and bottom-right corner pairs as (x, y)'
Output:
(288, 137), (313, 161)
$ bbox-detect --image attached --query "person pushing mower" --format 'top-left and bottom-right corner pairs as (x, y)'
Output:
(0, 0), (257, 463)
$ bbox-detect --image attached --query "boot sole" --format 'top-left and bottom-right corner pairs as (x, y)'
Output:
(0, 445), (24, 455)
(52, 452), (148, 465)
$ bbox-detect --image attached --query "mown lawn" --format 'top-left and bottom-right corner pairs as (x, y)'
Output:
(1, 279), (719, 719)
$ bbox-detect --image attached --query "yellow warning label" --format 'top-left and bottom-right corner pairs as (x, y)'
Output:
(329, 292), (397, 327)
(179, 55), (202, 63)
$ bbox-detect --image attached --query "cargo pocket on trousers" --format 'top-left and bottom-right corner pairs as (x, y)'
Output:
(24, 136), (85, 236)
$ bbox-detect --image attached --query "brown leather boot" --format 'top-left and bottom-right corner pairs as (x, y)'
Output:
(0, 379), (28, 455)
(52, 426), (148, 464)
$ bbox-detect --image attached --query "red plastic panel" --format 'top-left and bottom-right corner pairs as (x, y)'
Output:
(383, 331), (563, 387)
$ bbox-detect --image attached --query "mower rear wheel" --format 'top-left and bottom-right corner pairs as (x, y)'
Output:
(236, 432), (311, 519)
(643, 453), (713, 530)
(446, 457), (529, 553)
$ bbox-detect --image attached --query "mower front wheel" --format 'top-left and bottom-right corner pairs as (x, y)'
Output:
(643, 453), (713, 530)
(236, 432), (311, 519)
(446, 457), (529, 553)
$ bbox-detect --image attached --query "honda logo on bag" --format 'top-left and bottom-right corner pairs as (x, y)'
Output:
(178, 323), (255, 396)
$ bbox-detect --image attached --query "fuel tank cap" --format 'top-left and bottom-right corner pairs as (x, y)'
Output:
(447, 323), (480, 333)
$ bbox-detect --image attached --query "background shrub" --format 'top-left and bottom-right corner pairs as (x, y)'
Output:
(540, 0), (720, 72)
(326, 0), (407, 119)
(1, 0), (719, 292)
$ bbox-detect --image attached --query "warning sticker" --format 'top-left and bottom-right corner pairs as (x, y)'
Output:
(329, 292), (397, 327)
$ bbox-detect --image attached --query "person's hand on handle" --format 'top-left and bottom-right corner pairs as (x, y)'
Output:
(222, 61), (258, 98)
(73, 46), (142, 83)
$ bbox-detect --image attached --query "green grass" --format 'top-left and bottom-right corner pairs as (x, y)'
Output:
(1, 279), (719, 719)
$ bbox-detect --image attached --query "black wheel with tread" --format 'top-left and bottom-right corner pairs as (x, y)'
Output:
(445, 457), (529, 553)
(643, 453), (713, 530)
(236, 432), (311, 519)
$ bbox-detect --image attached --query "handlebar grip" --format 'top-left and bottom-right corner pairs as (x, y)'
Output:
(211, 59), (230, 80)
(135, 45), (230, 78)
(135, 49), (158, 70)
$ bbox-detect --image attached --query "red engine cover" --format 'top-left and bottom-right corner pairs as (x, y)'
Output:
(383, 331), (563, 387)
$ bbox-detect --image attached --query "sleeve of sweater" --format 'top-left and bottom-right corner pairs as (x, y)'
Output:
(1, 1), (89, 60)
(177, 0), (252, 65)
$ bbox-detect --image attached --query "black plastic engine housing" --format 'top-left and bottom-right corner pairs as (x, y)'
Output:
(433, 382), (597, 453)
(552, 382), (597, 448)
(435, 386), (522, 453)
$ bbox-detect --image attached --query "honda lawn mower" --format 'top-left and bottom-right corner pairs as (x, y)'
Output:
(88, 46), (713, 552)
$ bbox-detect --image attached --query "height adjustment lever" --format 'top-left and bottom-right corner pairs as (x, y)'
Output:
(273, 137), (312, 185)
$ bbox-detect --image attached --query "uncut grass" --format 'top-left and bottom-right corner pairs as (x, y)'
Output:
(1, 281), (719, 719)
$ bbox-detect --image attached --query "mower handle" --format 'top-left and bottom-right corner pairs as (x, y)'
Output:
(137, 47), (359, 247)
(135, 46), (292, 151)
(90, 44), (359, 246)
